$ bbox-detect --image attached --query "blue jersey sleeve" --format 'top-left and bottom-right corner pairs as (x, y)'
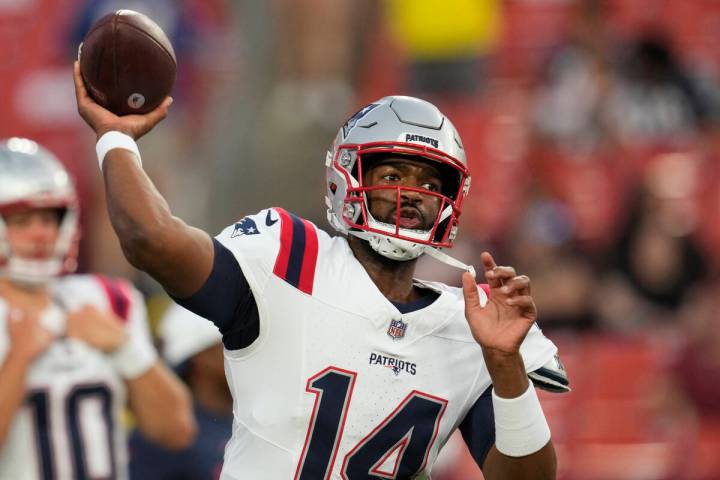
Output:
(458, 387), (495, 470)
(173, 238), (259, 350)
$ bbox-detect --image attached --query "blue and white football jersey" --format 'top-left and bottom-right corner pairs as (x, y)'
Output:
(0, 275), (155, 480)
(199, 208), (560, 479)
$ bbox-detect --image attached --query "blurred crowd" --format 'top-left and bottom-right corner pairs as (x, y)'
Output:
(2, 0), (720, 478)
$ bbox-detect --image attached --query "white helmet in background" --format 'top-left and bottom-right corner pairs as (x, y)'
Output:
(325, 96), (473, 272)
(159, 303), (222, 367)
(0, 138), (80, 285)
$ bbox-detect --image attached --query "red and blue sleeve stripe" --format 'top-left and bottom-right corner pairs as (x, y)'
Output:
(273, 208), (319, 295)
(95, 275), (131, 322)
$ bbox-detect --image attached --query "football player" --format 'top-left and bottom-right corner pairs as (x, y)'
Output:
(74, 60), (569, 479)
(0, 138), (195, 480)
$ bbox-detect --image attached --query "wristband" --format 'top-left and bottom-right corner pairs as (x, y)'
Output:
(492, 384), (551, 457)
(96, 131), (141, 171)
(109, 338), (157, 380)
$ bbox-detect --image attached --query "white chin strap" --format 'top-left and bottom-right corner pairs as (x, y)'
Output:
(423, 244), (476, 278)
(350, 230), (425, 261)
(349, 230), (476, 277)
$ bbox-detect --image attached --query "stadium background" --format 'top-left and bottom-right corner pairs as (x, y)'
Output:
(2, 0), (720, 478)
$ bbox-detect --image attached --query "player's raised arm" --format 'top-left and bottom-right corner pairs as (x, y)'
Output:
(73, 62), (213, 298)
(462, 252), (556, 479)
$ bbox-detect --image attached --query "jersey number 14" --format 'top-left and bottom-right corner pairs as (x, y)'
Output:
(295, 367), (447, 479)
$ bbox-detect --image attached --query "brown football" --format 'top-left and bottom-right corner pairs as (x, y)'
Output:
(78, 9), (176, 116)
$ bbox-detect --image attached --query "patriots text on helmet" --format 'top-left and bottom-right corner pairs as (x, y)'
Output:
(404, 134), (439, 148)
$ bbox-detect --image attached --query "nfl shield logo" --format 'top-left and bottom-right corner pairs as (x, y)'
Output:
(387, 319), (407, 340)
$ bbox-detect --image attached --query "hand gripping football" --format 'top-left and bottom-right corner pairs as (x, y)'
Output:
(78, 9), (176, 116)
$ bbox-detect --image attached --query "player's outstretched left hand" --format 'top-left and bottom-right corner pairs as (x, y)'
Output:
(462, 252), (537, 357)
(73, 61), (172, 141)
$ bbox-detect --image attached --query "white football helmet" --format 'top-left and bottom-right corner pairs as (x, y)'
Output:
(326, 96), (473, 272)
(0, 138), (80, 285)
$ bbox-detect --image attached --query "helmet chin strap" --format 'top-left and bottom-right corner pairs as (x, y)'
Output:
(349, 230), (476, 277)
(348, 230), (425, 261)
(2, 257), (61, 287)
(422, 245), (476, 278)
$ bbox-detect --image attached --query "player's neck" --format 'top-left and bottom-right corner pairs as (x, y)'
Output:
(348, 236), (423, 303)
(0, 278), (52, 311)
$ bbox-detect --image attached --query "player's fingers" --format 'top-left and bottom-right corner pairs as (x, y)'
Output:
(505, 295), (535, 310)
(10, 309), (40, 327)
(73, 61), (98, 127)
(481, 252), (503, 289)
(462, 271), (481, 312)
(75, 305), (97, 316)
(490, 266), (517, 283)
(144, 96), (173, 125)
(9, 308), (24, 323)
(480, 252), (497, 272)
(486, 266), (516, 290)
(73, 61), (89, 103)
(499, 275), (531, 296)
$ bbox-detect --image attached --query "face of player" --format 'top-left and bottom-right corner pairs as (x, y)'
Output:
(4, 208), (62, 260)
(362, 156), (444, 231)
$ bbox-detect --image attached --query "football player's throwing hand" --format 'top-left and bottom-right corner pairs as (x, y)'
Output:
(73, 61), (172, 141)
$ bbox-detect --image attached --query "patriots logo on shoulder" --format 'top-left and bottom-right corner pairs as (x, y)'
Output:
(231, 217), (260, 237)
(342, 103), (379, 138)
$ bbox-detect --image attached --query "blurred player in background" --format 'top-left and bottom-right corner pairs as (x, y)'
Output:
(129, 303), (231, 479)
(75, 60), (569, 478)
(0, 138), (195, 480)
